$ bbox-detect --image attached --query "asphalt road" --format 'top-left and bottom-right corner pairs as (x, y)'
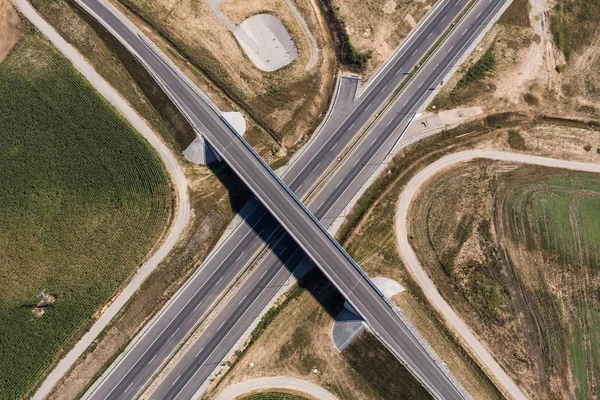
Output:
(149, 1), (512, 399)
(81, 0), (509, 399)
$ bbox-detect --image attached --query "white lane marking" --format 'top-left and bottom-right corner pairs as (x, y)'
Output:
(235, 251), (245, 261)
(313, 162), (321, 172)
(145, 3), (506, 400)
(349, 122), (356, 129)
(476, 11), (482, 18)
(192, 301), (203, 312)
(215, 276), (223, 286)
(169, 266), (287, 400)
(217, 320), (226, 331)
(383, 83), (389, 91)
(403, 99), (409, 107)
(441, 14), (446, 22)
(124, 382), (134, 393)
(172, 375), (180, 386)
(195, 347), (204, 358)
(238, 294), (248, 305)
(418, 81), (424, 89)
(386, 119), (394, 128)
(259, 269), (268, 280)
(149, 354), (158, 365)
(427, 32), (432, 40)
(171, 327), (180, 338)
(335, 179), (343, 189)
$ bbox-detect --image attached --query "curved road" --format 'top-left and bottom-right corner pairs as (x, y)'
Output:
(214, 376), (338, 400)
(395, 150), (600, 400)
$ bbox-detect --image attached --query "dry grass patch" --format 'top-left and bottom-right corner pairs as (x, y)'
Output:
(409, 159), (600, 399)
(431, 0), (600, 125)
(330, 0), (435, 77)
(115, 0), (336, 147)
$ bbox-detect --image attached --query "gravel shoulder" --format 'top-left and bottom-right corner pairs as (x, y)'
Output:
(395, 149), (600, 400)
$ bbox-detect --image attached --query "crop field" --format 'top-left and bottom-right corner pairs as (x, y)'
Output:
(0, 33), (172, 398)
(410, 160), (600, 399)
(501, 171), (600, 399)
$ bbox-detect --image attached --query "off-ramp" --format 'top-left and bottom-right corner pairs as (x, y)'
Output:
(395, 150), (600, 400)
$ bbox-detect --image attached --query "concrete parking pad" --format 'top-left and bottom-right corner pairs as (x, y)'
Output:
(234, 13), (298, 71)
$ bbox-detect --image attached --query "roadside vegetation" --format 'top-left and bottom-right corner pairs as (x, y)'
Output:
(0, 32), (172, 399)
(410, 157), (600, 399)
(343, 332), (432, 399)
(111, 0), (336, 148)
(325, 0), (435, 77)
(206, 268), (429, 400)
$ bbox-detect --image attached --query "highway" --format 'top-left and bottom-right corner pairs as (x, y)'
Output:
(149, 1), (512, 399)
(81, 0), (511, 399)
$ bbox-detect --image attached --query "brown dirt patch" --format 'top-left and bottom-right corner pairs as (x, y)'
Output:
(115, 0), (336, 147)
(0, 0), (25, 63)
(331, 0), (435, 78)
(431, 0), (600, 125)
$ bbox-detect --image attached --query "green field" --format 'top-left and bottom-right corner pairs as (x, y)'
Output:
(410, 160), (600, 399)
(0, 33), (172, 398)
(503, 172), (600, 399)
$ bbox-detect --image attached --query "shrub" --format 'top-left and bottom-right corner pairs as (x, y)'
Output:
(508, 130), (527, 150)
(455, 45), (495, 90)
(524, 93), (540, 105)
(584, 144), (592, 152)
(347, 43), (373, 71)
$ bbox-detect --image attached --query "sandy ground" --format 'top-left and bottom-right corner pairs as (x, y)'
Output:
(117, 0), (336, 147)
(332, 0), (435, 77)
(16, 2), (191, 399)
(0, 0), (25, 63)
(397, 149), (600, 400)
(432, 0), (600, 123)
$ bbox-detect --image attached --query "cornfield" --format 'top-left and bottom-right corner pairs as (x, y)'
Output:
(0, 33), (172, 398)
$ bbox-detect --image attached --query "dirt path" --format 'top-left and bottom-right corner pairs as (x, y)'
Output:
(14, 1), (191, 399)
(214, 376), (338, 400)
(395, 149), (600, 400)
(0, 0), (24, 62)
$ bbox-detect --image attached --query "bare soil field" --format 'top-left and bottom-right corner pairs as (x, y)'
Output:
(114, 0), (336, 148)
(0, 0), (25, 63)
(431, 0), (600, 123)
(330, 0), (435, 77)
